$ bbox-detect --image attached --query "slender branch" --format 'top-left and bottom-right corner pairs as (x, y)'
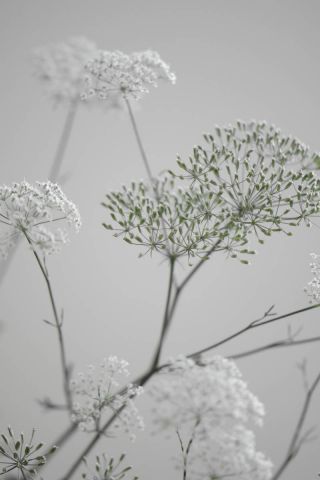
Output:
(231, 335), (320, 360)
(49, 100), (78, 183)
(187, 304), (320, 359)
(124, 98), (154, 184)
(23, 232), (72, 412)
(150, 257), (176, 370)
(271, 370), (320, 480)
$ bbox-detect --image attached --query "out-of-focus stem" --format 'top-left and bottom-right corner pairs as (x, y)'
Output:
(49, 100), (78, 183)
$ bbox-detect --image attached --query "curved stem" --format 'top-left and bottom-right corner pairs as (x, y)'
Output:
(49, 100), (78, 183)
(23, 232), (72, 412)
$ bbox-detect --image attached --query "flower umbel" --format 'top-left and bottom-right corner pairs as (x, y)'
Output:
(102, 121), (320, 263)
(174, 121), (320, 243)
(81, 453), (138, 480)
(82, 49), (176, 101)
(148, 355), (272, 480)
(70, 356), (144, 440)
(0, 181), (81, 258)
(0, 426), (57, 478)
(33, 36), (101, 105)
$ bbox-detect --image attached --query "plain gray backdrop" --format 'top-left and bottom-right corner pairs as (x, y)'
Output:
(1, 1), (320, 479)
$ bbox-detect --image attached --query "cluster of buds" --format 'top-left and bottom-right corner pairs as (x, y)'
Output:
(0, 426), (57, 479)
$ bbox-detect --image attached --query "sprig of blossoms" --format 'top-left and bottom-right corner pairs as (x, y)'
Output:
(148, 355), (272, 480)
(0, 426), (57, 478)
(70, 356), (144, 440)
(33, 37), (101, 105)
(304, 253), (320, 303)
(81, 49), (176, 101)
(0, 181), (81, 258)
(102, 121), (320, 263)
(81, 453), (138, 480)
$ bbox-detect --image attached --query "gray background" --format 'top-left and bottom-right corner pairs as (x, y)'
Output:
(1, 1), (320, 479)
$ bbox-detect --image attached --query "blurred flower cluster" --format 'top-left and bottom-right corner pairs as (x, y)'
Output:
(33, 36), (99, 105)
(70, 356), (144, 440)
(304, 252), (320, 303)
(81, 49), (176, 101)
(0, 180), (81, 257)
(102, 121), (320, 262)
(148, 355), (273, 480)
(0, 426), (57, 479)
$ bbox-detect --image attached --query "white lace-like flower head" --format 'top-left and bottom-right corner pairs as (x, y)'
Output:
(81, 49), (176, 101)
(148, 355), (272, 480)
(0, 181), (81, 258)
(70, 356), (144, 440)
(194, 425), (273, 480)
(304, 253), (320, 303)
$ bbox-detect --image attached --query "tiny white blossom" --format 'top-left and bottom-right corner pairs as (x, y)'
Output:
(82, 49), (176, 101)
(0, 181), (81, 258)
(70, 356), (144, 439)
(304, 253), (320, 303)
(148, 355), (272, 480)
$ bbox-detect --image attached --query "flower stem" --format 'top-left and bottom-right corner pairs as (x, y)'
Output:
(150, 256), (176, 370)
(124, 98), (154, 184)
(23, 232), (72, 412)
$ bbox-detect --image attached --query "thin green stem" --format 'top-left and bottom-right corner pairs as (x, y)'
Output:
(150, 257), (176, 370)
(23, 232), (72, 412)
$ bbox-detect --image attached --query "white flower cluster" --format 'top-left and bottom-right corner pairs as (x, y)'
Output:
(70, 356), (144, 440)
(82, 49), (176, 101)
(304, 253), (320, 303)
(33, 36), (117, 107)
(148, 355), (272, 480)
(0, 181), (81, 258)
